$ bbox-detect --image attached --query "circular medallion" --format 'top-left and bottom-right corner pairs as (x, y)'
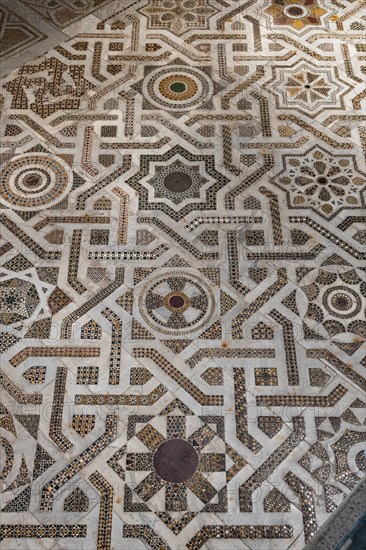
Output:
(169, 81), (187, 93)
(323, 286), (362, 319)
(0, 153), (72, 211)
(283, 4), (309, 18)
(22, 173), (43, 189)
(163, 172), (193, 193)
(159, 75), (197, 100)
(143, 66), (213, 112)
(154, 439), (199, 483)
(163, 291), (190, 312)
(138, 271), (215, 336)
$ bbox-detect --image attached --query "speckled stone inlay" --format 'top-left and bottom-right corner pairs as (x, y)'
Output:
(1, 1), (365, 548)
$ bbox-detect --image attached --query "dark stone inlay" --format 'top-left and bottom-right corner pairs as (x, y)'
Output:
(170, 81), (187, 93)
(23, 173), (42, 188)
(286, 6), (305, 16)
(153, 439), (199, 483)
(169, 295), (185, 309)
(163, 172), (193, 193)
(317, 176), (328, 185)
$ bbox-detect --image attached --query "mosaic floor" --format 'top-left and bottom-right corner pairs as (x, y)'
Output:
(1, 0), (366, 548)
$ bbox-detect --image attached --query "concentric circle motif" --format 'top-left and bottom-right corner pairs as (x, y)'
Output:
(323, 286), (362, 319)
(159, 74), (198, 101)
(0, 153), (72, 211)
(143, 66), (213, 111)
(138, 271), (215, 335)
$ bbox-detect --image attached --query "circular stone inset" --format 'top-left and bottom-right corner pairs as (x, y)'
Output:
(283, 4), (308, 18)
(163, 290), (190, 313)
(154, 439), (199, 483)
(158, 74), (198, 101)
(23, 173), (42, 189)
(287, 6), (305, 16)
(169, 81), (187, 93)
(163, 172), (193, 193)
(317, 176), (328, 185)
(169, 295), (185, 309)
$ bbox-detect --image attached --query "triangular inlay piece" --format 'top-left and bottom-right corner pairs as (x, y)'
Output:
(162, 340), (192, 354)
(220, 290), (237, 315)
(199, 268), (220, 285)
(199, 320), (221, 340)
(7, 457), (31, 491)
(33, 444), (55, 479)
(257, 416), (283, 438)
(282, 290), (299, 316)
(303, 322), (324, 340)
(64, 487), (89, 512)
(264, 488), (291, 512)
(160, 398), (194, 416)
(116, 290), (133, 315)
(2, 487), (31, 512)
(131, 319), (154, 340)
(334, 341), (363, 356)
(163, 255), (190, 267)
(309, 368), (331, 387)
(24, 318), (52, 339)
(15, 415), (39, 439)
(248, 267), (268, 284)
(322, 253), (351, 266)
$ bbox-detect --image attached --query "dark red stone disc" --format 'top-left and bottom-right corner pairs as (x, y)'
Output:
(154, 439), (199, 483)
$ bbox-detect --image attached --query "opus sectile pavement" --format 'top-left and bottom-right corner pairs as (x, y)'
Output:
(0, 0), (365, 549)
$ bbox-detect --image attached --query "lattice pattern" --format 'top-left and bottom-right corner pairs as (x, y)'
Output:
(0, 1), (365, 549)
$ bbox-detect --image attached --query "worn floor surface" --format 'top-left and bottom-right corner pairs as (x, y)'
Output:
(0, 0), (365, 548)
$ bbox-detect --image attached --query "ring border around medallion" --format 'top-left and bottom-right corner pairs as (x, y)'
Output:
(138, 270), (216, 336)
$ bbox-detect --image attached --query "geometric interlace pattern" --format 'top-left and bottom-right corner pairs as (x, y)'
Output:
(0, 0), (365, 548)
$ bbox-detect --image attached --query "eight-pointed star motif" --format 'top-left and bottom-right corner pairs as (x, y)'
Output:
(271, 145), (366, 219)
(126, 144), (229, 221)
(139, 0), (219, 36)
(265, 0), (327, 30)
(265, 61), (350, 116)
